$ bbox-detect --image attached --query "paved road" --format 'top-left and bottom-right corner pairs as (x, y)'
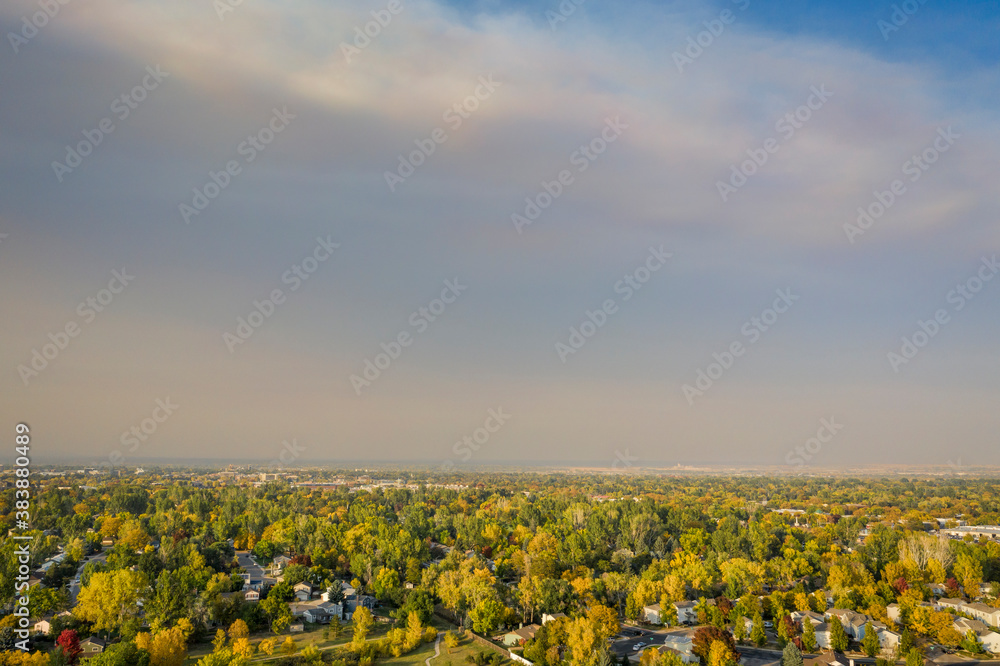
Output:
(610, 628), (695, 659)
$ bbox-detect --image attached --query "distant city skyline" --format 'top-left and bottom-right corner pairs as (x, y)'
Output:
(2, 0), (999, 468)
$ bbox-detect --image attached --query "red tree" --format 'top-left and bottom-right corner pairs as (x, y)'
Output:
(56, 629), (82, 664)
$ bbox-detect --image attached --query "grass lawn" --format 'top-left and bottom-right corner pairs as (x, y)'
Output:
(390, 631), (512, 666)
(182, 616), (512, 665)
(183, 620), (389, 663)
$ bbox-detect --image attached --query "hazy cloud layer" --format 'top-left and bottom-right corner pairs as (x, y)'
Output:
(1, 0), (998, 467)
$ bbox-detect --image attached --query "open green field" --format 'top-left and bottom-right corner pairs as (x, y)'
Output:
(181, 617), (512, 665)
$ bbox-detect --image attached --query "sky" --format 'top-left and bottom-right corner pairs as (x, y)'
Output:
(1, 0), (999, 469)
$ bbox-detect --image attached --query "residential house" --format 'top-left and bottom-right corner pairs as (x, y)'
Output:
(503, 624), (541, 647)
(643, 604), (663, 625)
(675, 601), (697, 625)
(303, 607), (332, 624)
(979, 631), (1000, 654)
(244, 589), (260, 602)
(813, 622), (832, 649)
(804, 652), (852, 666)
(929, 583), (947, 597)
(344, 595), (375, 620)
(32, 617), (52, 635)
(80, 637), (106, 655)
(936, 598), (964, 612)
(825, 609), (869, 640)
(661, 634), (699, 664)
(294, 582), (313, 602)
(886, 604), (901, 622)
(542, 612), (567, 625)
(791, 610), (825, 626)
(877, 628), (901, 649)
(963, 602), (1000, 628)
(954, 617), (990, 635)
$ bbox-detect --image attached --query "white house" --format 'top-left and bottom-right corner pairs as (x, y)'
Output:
(979, 631), (1000, 654)
(963, 602), (1000, 628)
(643, 604), (663, 625)
(675, 601), (697, 625)
(660, 635), (699, 664)
(542, 612), (567, 625)
(814, 623), (832, 649)
(244, 589), (260, 602)
(878, 628), (901, 649)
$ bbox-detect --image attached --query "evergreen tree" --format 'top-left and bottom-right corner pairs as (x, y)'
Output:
(751, 613), (767, 647)
(906, 648), (924, 666)
(782, 641), (804, 666)
(829, 617), (848, 653)
(862, 622), (880, 658)
(801, 619), (817, 653)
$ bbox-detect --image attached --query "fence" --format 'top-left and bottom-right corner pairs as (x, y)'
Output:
(433, 606), (534, 665)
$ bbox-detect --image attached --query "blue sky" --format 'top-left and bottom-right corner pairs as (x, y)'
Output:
(1, 0), (998, 468)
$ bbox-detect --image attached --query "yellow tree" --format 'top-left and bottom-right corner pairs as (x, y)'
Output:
(352, 606), (374, 649)
(405, 611), (424, 649)
(444, 631), (459, 654)
(148, 625), (188, 666)
(259, 638), (276, 655)
(566, 616), (596, 664)
(282, 636), (297, 655)
(232, 637), (254, 660)
(229, 619), (250, 641)
(74, 569), (148, 634)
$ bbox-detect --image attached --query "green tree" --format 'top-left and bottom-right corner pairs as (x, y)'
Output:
(905, 648), (924, 666)
(829, 617), (848, 653)
(469, 598), (507, 635)
(801, 619), (817, 653)
(751, 614), (766, 647)
(862, 622), (880, 658)
(782, 642), (804, 666)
